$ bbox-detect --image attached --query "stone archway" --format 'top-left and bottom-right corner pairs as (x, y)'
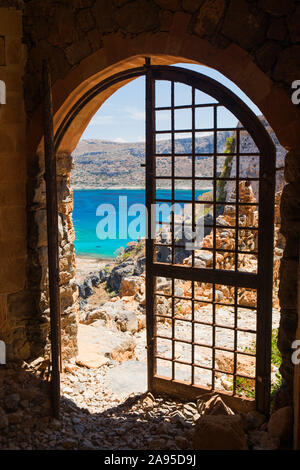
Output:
(25, 33), (300, 423)
(28, 36), (300, 156)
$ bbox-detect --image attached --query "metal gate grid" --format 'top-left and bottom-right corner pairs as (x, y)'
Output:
(145, 66), (275, 414)
(48, 63), (275, 417)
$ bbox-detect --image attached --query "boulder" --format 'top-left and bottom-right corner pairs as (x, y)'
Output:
(156, 278), (172, 295)
(125, 241), (137, 253)
(77, 283), (85, 298)
(196, 393), (234, 417)
(76, 321), (136, 368)
(248, 430), (279, 450)
(84, 307), (108, 325)
(215, 351), (255, 378)
(184, 249), (213, 267)
(120, 276), (142, 297)
(115, 310), (139, 333)
(193, 414), (248, 450)
(155, 245), (172, 263)
(134, 256), (146, 275)
(78, 278), (94, 299)
(99, 268), (109, 282)
(107, 260), (135, 292)
(110, 338), (136, 362)
(83, 277), (93, 296)
(241, 410), (266, 432)
(155, 295), (170, 316)
(267, 406), (293, 442)
(90, 272), (100, 287)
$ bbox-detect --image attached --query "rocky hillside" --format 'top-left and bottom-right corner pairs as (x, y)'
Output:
(76, 181), (282, 404)
(71, 132), (231, 189)
(224, 117), (286, 200)
(71, 116), (285, 192)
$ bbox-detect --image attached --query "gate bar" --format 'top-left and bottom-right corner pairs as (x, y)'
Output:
(42, 60), (61, 419)
(145, 58), (156, 392)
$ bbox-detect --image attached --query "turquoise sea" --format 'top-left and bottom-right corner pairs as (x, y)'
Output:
(73, 189), (206, 259)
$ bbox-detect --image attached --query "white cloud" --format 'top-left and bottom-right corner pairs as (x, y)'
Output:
(113, 137), (127, 143)
(125, 106), (145, 121)
(89, 115), (115, 125)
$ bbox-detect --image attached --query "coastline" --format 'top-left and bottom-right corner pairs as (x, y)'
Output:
(75, 254), (114, 283)
(76, 253), (114, 262)
(72, 185), (213, 191)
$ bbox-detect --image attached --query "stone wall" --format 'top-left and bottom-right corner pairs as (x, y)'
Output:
(26, 152), (78, 360)
(21, 0), (300, 404)
(0, 6), (28, 360)
(277, 150), (300, 404)
(22, 0), (300, 150)
(0, 1), (299, 438)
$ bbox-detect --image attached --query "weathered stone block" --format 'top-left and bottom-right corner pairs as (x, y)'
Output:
(268, 406), (293, 442)
(0, 36), (5, 66)
(278, 310), (298, 353)
(279, 259), (298, 309)
(182, 0), (204, 12)
(72, 0), (94, 7)
(116, 0), (160, 33)
(86, 28), (102, 52)
(280, 183), (300, 236)
(267, 17), (287, 42)
(154, 0), (180, 10)
(76, 9), (95, 32)
(193, 0), (225, 37)
(273, 46), (300, 85)
(256, 41), (282, 73)
(92, 0), (117, 34)
(60, 283), (78, 311)
(193, 414), (248, 450)
(288, 5), (300, 43)
(57, 154), (73, 176)
(284, 150), (300, 183)
(65, 38), (91, 66)
(47, 4), (75, 46)
(222, 0), (267, 51)
(34, 209), (47, 248)
(259, 0), (295, 17)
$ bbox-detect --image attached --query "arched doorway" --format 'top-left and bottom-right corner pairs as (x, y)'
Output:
(44, 63), (275, 417)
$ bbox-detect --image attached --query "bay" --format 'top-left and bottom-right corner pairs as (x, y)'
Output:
(73, 188), (207, 259)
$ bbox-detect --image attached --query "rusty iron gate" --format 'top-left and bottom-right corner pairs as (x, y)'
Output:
(145, 65), (275, 415)
(48, 62), (275, 417)
(43, 61), (62, 419)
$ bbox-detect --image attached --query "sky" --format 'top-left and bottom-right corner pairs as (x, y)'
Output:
(80, 63), (261, 143)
